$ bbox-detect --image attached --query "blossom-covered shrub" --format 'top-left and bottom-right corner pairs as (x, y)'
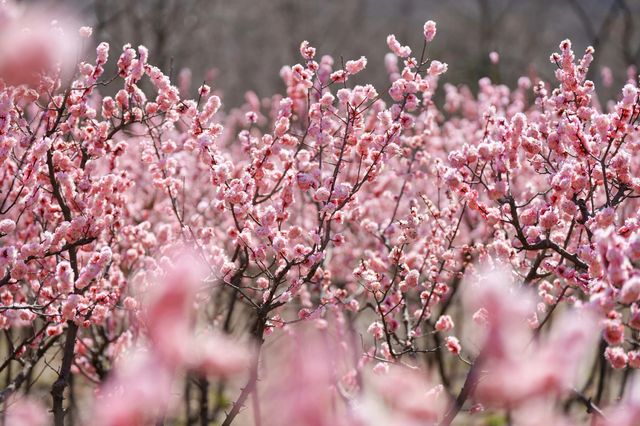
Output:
(1, 1), (640, 424)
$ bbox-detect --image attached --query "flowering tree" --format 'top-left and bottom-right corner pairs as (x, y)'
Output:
(1, 1), (640, 425)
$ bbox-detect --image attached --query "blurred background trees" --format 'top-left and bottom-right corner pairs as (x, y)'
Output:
(21, 0), (640, 105)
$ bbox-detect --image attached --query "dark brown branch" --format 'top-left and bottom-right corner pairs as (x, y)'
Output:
(440, 355), (482, 426)
(221, 311), (266, 426)
(503, 195), (587, 270)
(572, 388), (606, 419)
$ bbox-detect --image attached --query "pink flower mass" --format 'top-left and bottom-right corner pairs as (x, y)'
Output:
(1, 1), (640, 424)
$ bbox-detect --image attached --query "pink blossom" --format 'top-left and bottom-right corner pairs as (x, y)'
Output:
(445, 336), (461, 355)
(0, 218), (15, 234)
(427, 60), (448, 76)
(122, 296), (137, 310)
(628, 351), (640, 368)
(366, 365), (448, 424)
(299, 40), (316, 60)
(144, 255), (206, 364)
(190, 332), (251, 377)
(96, 350), (174, 426)
(345, 56), (367, 75)
(79, 26), (93, 38)
(463, 268), (599, 408)
(0, 4), (79, 85)
(603, 319), (625, 345)
(423, 20), (437, 42)
(605, 346), (628, 369)
(405, 269), (420, 287)
(621, 277), (640, 304)
(539, 209), (558, 229)
(386, 34), (411, 58)
(435, 315), (455, 332)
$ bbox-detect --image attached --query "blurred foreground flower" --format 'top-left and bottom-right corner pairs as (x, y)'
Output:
(95, 254), (251, 426)
(0, 1), (79, 86)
